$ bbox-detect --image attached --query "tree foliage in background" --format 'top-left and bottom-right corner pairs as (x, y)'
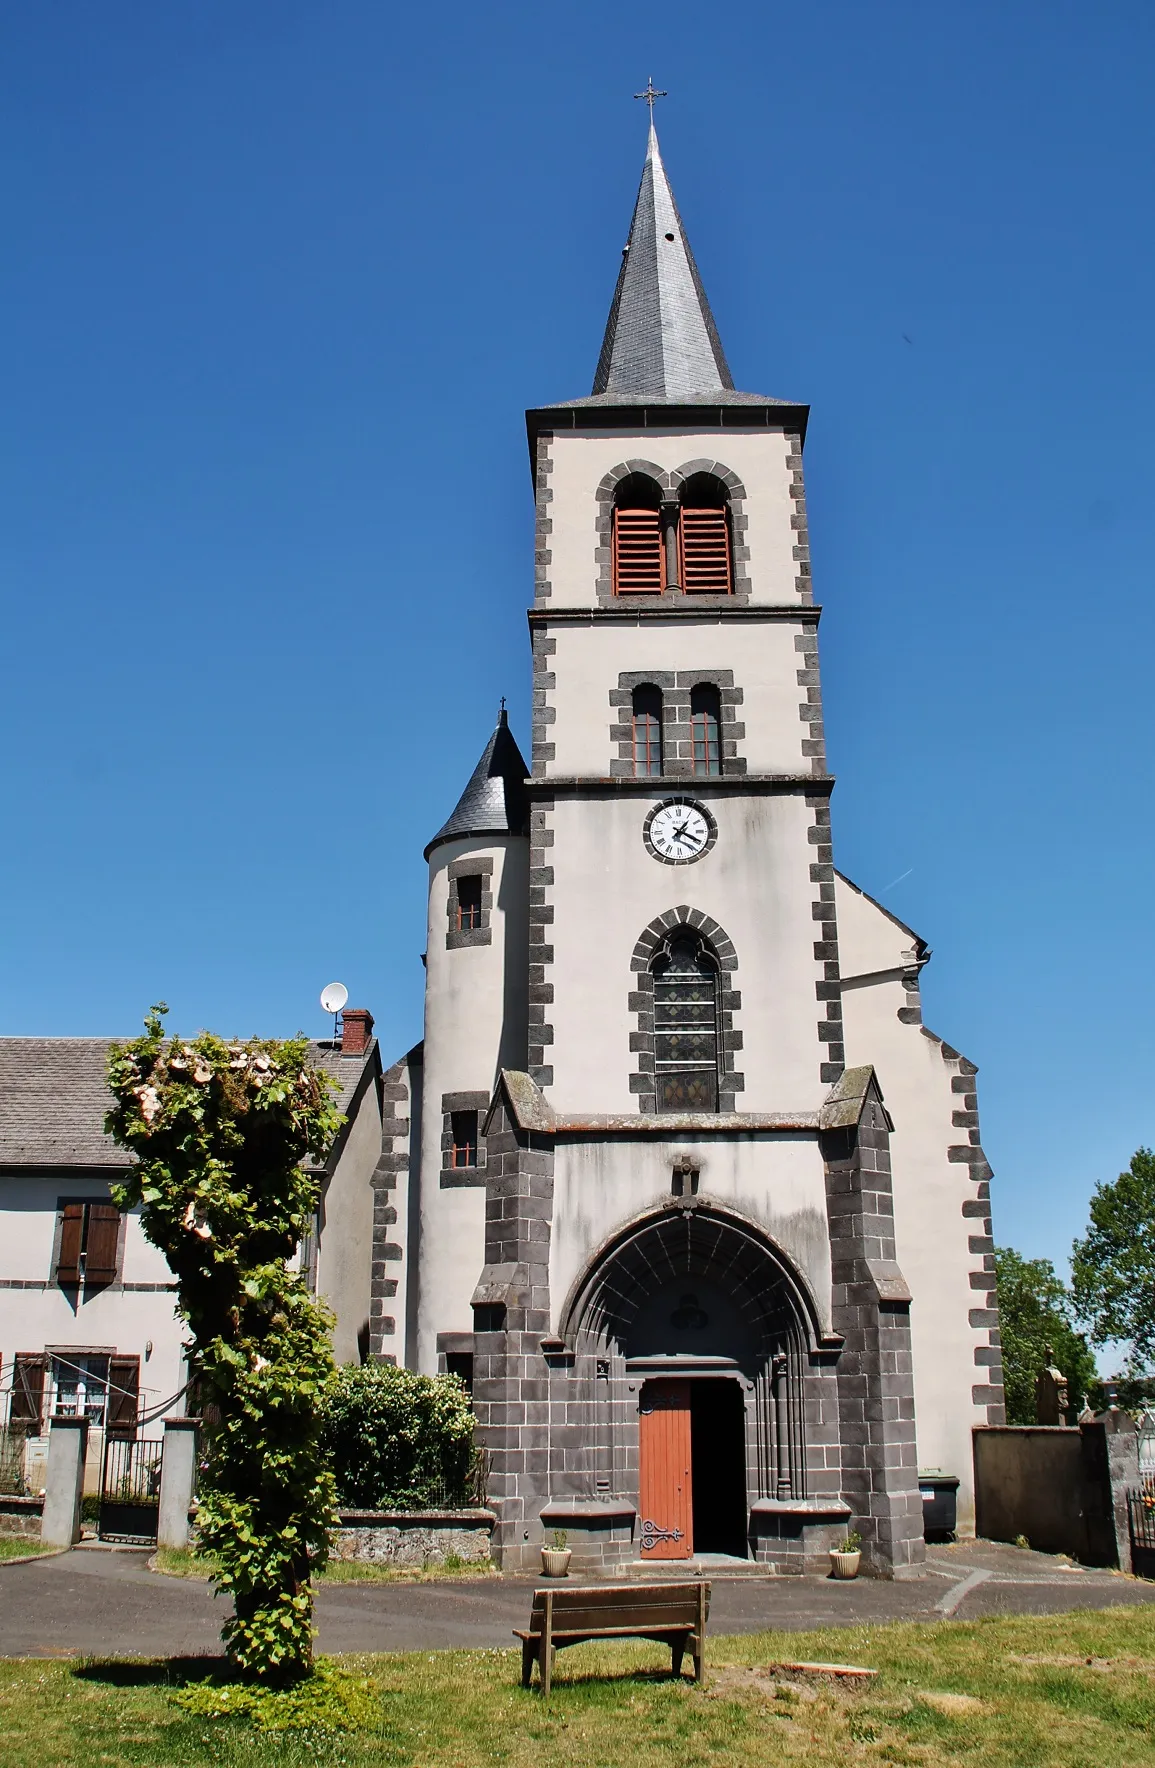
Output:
(1072, 1148), (1155, 1378)
(994, 1245), (1096, 1425)
(105, 1006), (343, 1684)
(320, 1364), (476, 1510)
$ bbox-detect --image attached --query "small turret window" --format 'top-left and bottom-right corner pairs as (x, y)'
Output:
(612, 474), (664, 594)
(632, 684), (663, 777)
(450, 1111), (479, 1169)
(690, 684), (722, 777)
(679, 473), (732, 594)
(456, 875), (483, 931)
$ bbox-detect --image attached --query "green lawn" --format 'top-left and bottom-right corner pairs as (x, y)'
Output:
(3, 1606), (1155, 1766)
(151, 1545), (498, 1584)
(0, 1538), (57, 1562)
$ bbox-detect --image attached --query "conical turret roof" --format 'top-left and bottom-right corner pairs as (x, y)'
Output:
(592, 122), (734, 401)
(424, 709), (529, 859)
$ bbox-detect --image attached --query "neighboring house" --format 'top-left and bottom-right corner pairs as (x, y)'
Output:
(0, 1014), (383, 1490)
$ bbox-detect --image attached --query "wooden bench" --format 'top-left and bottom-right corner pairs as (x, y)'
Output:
(514, 1581), (710, 1695)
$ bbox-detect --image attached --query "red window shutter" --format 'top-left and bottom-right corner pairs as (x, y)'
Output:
(84, 1202), (121, 1286)
(679, 506), (732, 593)
(108, 1357), (140, 1435)
(613, 507), (664, 594)
(12, 1354), (46, 1428)
(56, 1202), (84, 1284)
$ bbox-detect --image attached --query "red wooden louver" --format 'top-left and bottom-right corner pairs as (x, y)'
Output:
(679, 506), (732, 594)
(613, 506), (664, 593)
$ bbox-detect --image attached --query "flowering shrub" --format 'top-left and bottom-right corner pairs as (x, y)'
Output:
(320, 1363), (476, 1510)
(105, 1005), (343, 1684)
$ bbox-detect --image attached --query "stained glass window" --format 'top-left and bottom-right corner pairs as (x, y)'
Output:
(632, 685), (663, 777)
(690, 684), (721, 777)
(653, 936), (720, 1112)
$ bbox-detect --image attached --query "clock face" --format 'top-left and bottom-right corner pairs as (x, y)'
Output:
(645, 800), (715, 865)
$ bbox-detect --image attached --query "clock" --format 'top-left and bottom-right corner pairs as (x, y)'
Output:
(643, 799), (717, 866)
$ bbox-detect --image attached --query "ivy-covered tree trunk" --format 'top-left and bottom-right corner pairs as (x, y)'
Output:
(105, 1007), (342, 1684)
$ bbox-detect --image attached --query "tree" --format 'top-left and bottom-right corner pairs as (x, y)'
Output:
(105, 1006), (342, 1684)
(994, 1245), (1096, 1425)
(1072, 1147), (1155, 1377)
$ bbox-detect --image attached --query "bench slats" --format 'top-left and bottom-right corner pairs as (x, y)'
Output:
(517, 1580), (710, 1696)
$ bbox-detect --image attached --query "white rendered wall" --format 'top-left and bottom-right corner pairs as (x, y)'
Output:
(416, 834), (529, 1373)
(543, 428), (800, 608)
(550, 1135), (834, 1339)
(546, 792), (828, 1115)
(836, 873), (991, 1530)
(316, 1069), (383, 1365)
(0, 1174), (185, 1475)
(543, 618), (810, 779)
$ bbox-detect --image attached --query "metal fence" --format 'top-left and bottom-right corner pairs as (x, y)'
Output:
(0, 1425), (30, 1496)
(99, 1436), (164, 1544)
(1128, 1472), (1155, 1579)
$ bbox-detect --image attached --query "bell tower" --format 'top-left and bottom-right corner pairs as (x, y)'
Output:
(524, 119), (843, 1117)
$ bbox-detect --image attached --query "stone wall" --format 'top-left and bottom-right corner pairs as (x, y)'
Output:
(330, 1509), (495, 1568)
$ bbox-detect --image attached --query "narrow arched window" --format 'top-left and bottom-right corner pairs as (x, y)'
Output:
(679, 473), (733, 594)
(653, 934), (721, 1112)
(690, 684), (722, 777)
(612, 474), (664, 594)
(632, 684), (663, 777)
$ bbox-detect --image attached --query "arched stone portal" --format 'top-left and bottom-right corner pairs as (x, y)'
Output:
(560, 1207), (820, 1560)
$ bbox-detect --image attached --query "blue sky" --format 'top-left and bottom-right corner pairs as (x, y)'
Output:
(2, 2), (1152, 1277)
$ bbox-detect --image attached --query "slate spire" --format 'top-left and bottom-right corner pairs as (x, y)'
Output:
(592, 121), (734, 400)
(424, 707), (529, 859)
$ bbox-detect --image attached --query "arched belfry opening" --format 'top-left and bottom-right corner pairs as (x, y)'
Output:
(563, 1207), (813, 1560)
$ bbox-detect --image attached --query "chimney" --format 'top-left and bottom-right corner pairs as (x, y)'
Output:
(340, 1008), (374, 1056)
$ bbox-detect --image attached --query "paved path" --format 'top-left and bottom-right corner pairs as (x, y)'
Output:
(1, 1539), (1152, 1660)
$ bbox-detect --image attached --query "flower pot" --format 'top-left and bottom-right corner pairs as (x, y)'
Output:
(829, 1548), (861, 1580)
(541, 1547), (572, 1577)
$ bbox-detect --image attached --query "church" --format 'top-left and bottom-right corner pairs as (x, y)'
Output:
(0, 118), (1002, 1577)
(372, 120), (1004, 1576)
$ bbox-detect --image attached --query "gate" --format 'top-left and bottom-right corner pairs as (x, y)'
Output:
(99, 1436), (163, 1543)
(1129, 1475), (1155, 1581)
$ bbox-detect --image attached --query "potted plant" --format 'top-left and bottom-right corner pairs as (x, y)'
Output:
(541, 1529), (571, 1577)
(829, 1529), (862, 1579)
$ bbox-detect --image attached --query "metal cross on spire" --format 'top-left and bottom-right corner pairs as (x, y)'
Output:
(634, 78), (667, 119)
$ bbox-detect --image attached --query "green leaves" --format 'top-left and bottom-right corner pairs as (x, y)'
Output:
(1072, 1147), (1155, 1375)
(104, 1009), (342, 1685)
(994, 1246), (1096, 1424)
(320, 1363), (477, 1510)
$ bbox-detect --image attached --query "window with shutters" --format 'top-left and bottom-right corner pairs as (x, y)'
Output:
(612, 474), (664, 594)
(678, 473), (733, 594)
(11, 1353), (46, 1430)
(652, 934), (722, 1112)
(55, 1198), (122, 1289)
(632, 684), (663, 777)
(690, 684), (722, 776)
(50, 1353), (111, 1426)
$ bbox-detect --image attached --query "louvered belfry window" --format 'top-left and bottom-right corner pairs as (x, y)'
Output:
(653, 936), (721, 1112)
(612, 474), (665, 594)
(678, 473), (733, 594)
(679, 505), (732, 593)
(613, 506), (664, 593)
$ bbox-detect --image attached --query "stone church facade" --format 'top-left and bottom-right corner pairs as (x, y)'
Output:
(374, 123), (1003, 1575)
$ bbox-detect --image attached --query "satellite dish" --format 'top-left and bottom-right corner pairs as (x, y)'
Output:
(320, 982), (348, 1015)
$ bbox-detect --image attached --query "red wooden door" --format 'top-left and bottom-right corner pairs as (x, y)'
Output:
(638, 1380), (693, 1559)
